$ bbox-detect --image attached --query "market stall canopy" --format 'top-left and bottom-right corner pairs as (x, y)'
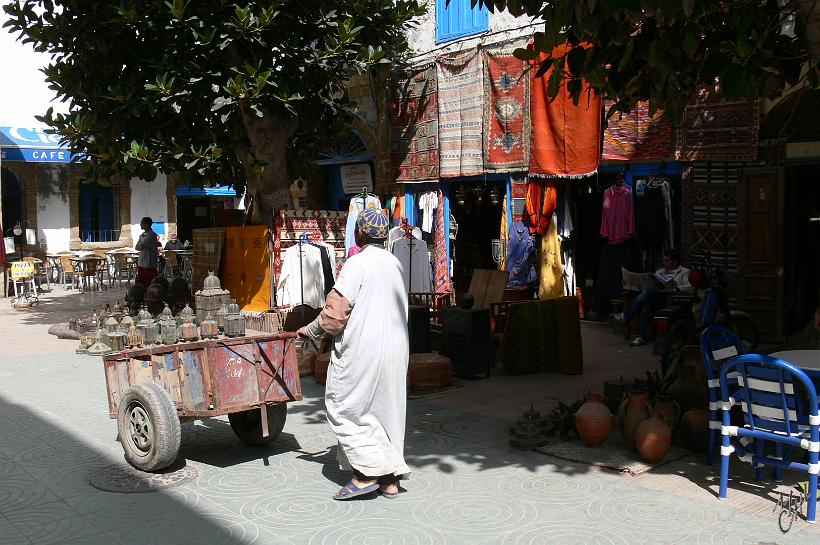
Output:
(0, 126), (77, 163)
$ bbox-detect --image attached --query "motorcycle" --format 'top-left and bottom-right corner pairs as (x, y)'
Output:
(653, 256), (759, 375)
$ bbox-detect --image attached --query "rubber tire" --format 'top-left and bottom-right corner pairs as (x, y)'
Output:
(117, 382), (181, 472)
(730, 315), (760, 353)
(228, 404), (287, 447)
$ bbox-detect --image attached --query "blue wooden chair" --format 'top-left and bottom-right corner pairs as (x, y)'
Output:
(700, 325), (747, 465)
(719, 354), (819, 523)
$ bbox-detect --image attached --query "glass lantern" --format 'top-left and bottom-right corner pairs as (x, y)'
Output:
(107, 329), (127, 352)
(137, 313), (159, 345)
(224, 299), (245, 337)
(177, 303), (199, 342)
(199, 313), (218, 339)
(89, 309), (99, 332)
(86, 329), (113, 356)
(216, 302), (229, 331)
(195, 271), (230, 323)
(118, 314), (135, 334)
(112, 300), (125, 322)
(126, 325), (144, 348)
(159, 304), (178, 345)
(76, 332), (96, 354)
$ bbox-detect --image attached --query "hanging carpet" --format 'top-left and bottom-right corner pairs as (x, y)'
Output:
(433, 189), (451, 294)
(483, 50), (530, 171)
(222, 225), (272, 312)
(602, 100), (673, 160)
(529, 45), (601, 178)
(676, 97), (759, 161)
(390, 65), (439, 182)
(437, 50), (484, 178)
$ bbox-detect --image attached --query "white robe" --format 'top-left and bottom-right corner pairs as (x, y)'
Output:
(326, 245), (410, 477)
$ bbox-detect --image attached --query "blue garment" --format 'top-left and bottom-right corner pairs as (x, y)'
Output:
(506, 222), (535, 287)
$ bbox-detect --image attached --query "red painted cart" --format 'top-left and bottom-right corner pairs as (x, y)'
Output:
(103, 333), (301, 471)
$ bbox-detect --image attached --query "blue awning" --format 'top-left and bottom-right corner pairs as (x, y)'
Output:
(0, 126), (77, 163)
(176, 184), (238, 197)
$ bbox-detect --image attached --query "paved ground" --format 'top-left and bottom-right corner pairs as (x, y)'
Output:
(0, 286), (818, 544)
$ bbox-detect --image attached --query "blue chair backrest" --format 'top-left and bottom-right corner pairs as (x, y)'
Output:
(700, 325), (745, 382)
(722, 354), (819, 436)
(697, 288), (721, 328)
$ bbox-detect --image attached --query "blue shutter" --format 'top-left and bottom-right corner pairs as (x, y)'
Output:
(436, 0), (489, 44)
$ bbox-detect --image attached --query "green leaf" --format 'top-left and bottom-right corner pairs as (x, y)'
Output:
(618, 39), (635, 71)
(514, 47), (538, 61)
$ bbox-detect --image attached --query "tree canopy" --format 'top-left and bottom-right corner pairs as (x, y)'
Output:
(477, 0), (818, 122)
(3, 0), (423, 219)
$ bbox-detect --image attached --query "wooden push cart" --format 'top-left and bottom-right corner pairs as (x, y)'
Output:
(103, 333), (301, 471)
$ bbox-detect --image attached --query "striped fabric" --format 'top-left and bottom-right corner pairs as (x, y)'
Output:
(434, 189), (451, 294)
(677, 97), (760, 161)
(602, 100), (673, 160)
(436, 49), (484, 177)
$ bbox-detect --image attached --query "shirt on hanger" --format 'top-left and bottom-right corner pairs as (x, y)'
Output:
(277, 244), (326, 308)
(418, 191), (438, 233)
(391, 237), (433, 294)
(387, 225), (423, 253)
(600, 184), (635, 244)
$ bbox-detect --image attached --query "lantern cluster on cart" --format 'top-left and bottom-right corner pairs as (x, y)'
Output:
(195, 272), (231, 323)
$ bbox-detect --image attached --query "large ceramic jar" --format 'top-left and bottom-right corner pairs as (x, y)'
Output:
(575, 393), (613, 448)
(652, 393), (682, 433)
(678, 406), (711, 452)
(636, 413), (672, 463)
(666, 361), (708, 415)
(618, 391), (652, 449)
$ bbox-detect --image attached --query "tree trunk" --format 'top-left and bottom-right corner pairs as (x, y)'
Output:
(241, 111), (299, 225)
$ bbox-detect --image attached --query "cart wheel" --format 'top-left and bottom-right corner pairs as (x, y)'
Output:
(117, 382), (181, 472)
(228, 403), (287, 447)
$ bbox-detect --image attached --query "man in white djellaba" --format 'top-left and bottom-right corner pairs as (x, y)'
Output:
(298, 207), (410, 500)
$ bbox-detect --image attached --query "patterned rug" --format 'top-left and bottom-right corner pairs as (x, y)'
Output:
(530, 45), (601, 178)
(602, 100), (673, 160)
(390, 65), (439, 182)
(510, 176), (528, 223)
(191, 228), (225, 292)
(437, 49), (484, 177)
(536, 433), (692, 476)
(433, 188), (451, 294)
(272, 210), (347, 281)
(483, 50), (530, 171)
(676, 98), (760, 161)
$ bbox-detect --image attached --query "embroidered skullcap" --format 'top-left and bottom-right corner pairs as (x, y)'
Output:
(356, 208), (390, 240)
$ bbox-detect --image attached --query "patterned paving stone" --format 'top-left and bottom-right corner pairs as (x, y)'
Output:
(304, 517), (450, 545)
(500, 522), (638, 545)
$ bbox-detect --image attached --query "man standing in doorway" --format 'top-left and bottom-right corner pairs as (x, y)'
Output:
(135, 216), (160, 287)
(298, 208), (410, 500)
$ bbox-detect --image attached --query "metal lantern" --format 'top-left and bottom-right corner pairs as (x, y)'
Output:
(489, 185), (501, 206)
(137, 313), (159, 345)
(455, 185), (467, 205)
(86, 329), (113, 356)
(177, 304), (199, 342)
(126, 325), (144, 348)
(118, 314), (135, 334)
(199, 313), (218, 339)
(76, 332), (96, 354)
(159, 304), (178, 345)
(104, 316), (119, 334)
(224, 299), (245, 337)
(195, 271), (231, 322)
(216, 302), (230, 331)
(107, 329), (127, 352)
(112, 300), (125, 322)
(89, 309), (100, 332)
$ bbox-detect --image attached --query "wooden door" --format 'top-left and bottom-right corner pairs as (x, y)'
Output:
(737, 167), (785, 342)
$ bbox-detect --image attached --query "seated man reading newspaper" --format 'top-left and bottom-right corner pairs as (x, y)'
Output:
(614, 249), (693, 346)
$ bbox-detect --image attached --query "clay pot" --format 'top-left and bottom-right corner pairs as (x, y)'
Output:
(678, 406), (710, 452)
(313, 353), (330, 385)
(575, 393), (613, 448)
(636, 413), (673, 463)
(297, 349), (316, 377)
(652, 393), (682, 433)
(665, 361), (708, 415)
(618, 390), (652, 449)
(408, 353), (453, 390)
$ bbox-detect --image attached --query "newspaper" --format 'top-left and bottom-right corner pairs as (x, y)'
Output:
(621, 267), (676, 292)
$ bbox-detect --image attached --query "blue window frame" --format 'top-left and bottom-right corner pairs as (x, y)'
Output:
(79, 181), (119, 242)
(436, 0), (489, 44)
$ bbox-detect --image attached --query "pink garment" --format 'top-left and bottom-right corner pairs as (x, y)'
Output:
(347, 245), (362, 258)
(600, 185), (635, 244)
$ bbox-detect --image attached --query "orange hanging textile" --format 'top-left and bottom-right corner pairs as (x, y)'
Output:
(524, 180), (557, 236)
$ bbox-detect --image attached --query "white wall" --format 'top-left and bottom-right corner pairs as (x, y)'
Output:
(36, 164), (71, 253)
(405, 3), (539, 61)
(130, 174), (169, 244)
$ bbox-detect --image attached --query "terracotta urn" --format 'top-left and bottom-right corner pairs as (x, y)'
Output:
(575, 393), (613, 448)
(636, 413), (673, 463)
(665, 361), (708, 415)
(618, 390), (652, 449)
(678, 406), (711, 452)
(652, 393), (682, 433)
